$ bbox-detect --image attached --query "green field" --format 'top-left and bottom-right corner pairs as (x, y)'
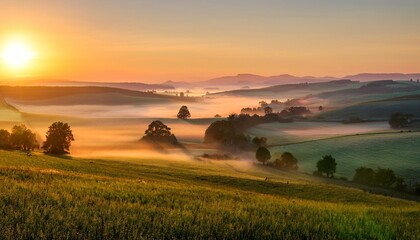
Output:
(0, 150), (419, 239)
(269, 131), (420, 182)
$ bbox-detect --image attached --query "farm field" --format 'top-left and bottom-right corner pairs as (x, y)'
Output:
(0, 150), (419, 239)
(246, 121), (391, 145)
(269, 131), (420, 182)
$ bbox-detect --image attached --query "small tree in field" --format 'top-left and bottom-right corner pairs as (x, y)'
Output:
(256, 147), (271, 165)
(274, 152), (298, 170)
(42, 122), (74, 154)
(177, 105), (191, 119)
(316, 155), (337, 178)
(141, 120), (178, 145)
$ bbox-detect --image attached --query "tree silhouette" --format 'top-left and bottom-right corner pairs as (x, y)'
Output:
(316, 155), (337, 178)
(274, 152), (298, 170)
(42, 122), (74, 154)
(264, 106), (273, 115)
(353, 167), (375, 185)
(141, 120), (178, 144)
(252, 137), (267, 147)
(0, 129), (11, 149)
(256, 147), (271, 165)
(374, 168), (396, 188)
(177, 105), (191, 119)
(388, 112), (412, 129)
(204, 120), (236, 146)
(10, 124), (38, 151)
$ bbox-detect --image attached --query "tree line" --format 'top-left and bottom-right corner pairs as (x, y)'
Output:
(0, 122), (74, 154)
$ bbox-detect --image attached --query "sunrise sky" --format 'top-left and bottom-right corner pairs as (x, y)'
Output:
(1, 0), (419, 82)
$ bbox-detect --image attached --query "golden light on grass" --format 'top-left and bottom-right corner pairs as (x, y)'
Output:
(1, 40), (35, 70)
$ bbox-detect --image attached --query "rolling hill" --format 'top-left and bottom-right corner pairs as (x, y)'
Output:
(0, 150), (418, 239)
(269, 131), (420, 183)
(0, 86), (195, 105)
(214, 79), (363, 98)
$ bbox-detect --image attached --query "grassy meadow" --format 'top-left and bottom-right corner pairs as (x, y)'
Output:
(0, 150), (419, 239)
(270, 131), (420, 182)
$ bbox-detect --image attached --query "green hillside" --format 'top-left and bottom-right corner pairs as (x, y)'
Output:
(269, 131), (420, 182)
(319, 95), (420, 120)
(214, 80), (363, 98)
(0, 150), (418, 239)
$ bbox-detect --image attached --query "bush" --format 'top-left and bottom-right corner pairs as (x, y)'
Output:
(374, 168), (397, 188)
(388, 112), (413, 129)
(353, 167), (375, 185)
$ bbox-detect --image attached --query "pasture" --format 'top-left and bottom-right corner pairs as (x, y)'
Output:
(269, 131), (420, 182)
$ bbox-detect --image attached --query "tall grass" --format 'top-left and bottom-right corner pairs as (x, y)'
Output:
(0, 150), (418, 239)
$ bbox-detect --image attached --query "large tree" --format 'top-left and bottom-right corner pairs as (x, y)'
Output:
(204, 120), (236, 146)
(10, 124), (38, 151)
(42, 122), (74, 154)
(316, 155), (337, 178)
(177, 105), (191, 119)
(256, 147), (271, 165)
(141, 120), (178, 145)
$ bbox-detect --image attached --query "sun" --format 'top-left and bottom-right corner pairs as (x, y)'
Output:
(1, 41), (35, 69)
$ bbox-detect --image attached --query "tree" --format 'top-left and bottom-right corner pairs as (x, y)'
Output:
(204, 120), (236, 146)
(374, 168), (396, 188)
(177, 105), (191, 119)
(0, 129), (11, 149)
(353, 167), (375, 185)
(274, 152), (298, 170)
(264, 106), (273, 115)
(256, 147), (271, 165)
(388, 112), (413, 129)
(252, 137), (267, 147)
(42, 122), (74, 154)
(318, 106), (323, 111)
(316, 155), (337, 178)
(10, 124), (38, 151)
(141, 120), (178, 144)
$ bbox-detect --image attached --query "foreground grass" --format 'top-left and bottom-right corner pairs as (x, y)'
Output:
(0, 151), (419, 239)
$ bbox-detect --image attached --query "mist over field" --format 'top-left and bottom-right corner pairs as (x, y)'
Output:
(1, 0), (420, 239)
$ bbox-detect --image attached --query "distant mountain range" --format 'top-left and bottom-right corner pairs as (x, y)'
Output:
(164, 73), (420, 88)
(2, 73), (419, 91)
(343, 73), (420, 81)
